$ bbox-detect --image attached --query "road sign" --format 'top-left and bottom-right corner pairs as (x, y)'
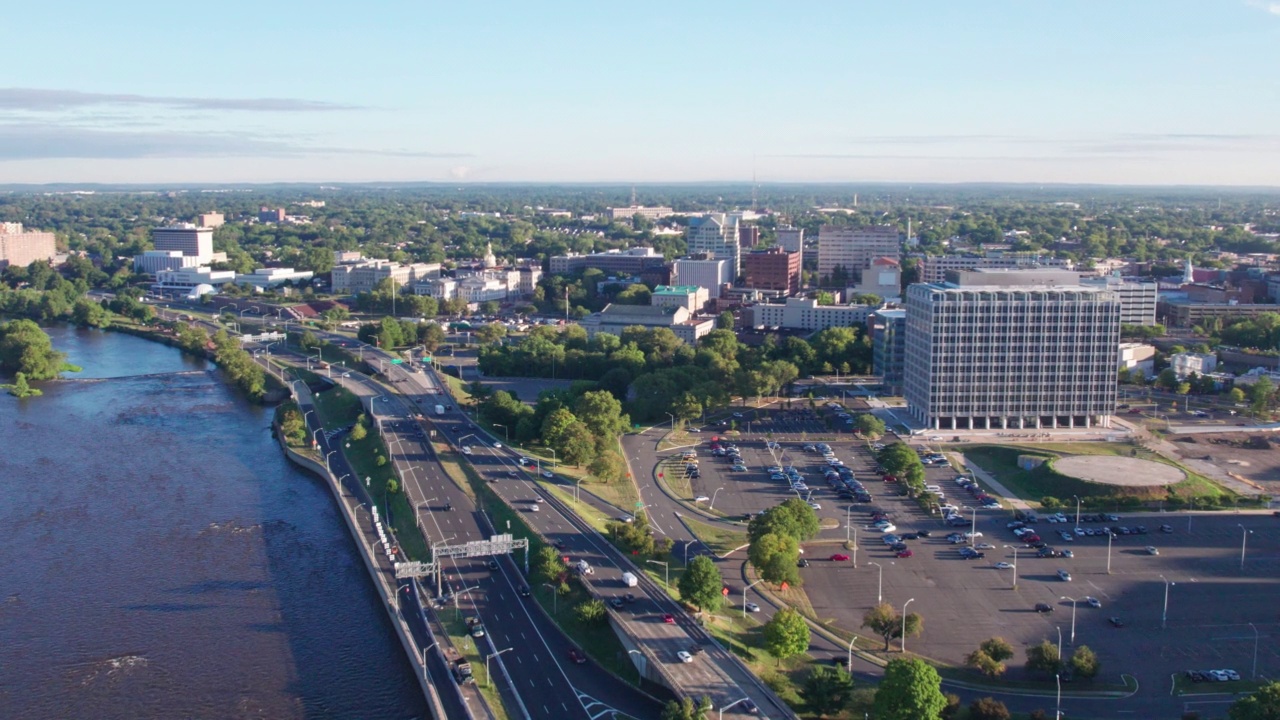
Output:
(391, 359), (403, 364)
(423, 356), (432, 363)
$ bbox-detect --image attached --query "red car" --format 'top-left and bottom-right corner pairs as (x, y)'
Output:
(829, 553), (850, 562)
(662, 614), (675, 624)
(883, 475), (899, 483)
(896, 549), (913, 558)
(567, 648), (587, 664)
(1023, 534), (1041, 544)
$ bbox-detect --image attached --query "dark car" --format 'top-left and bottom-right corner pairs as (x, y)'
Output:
(1035, 603), (1054, 613)
(518, 586), (531, 598)
(609, 597), (624, 609)
(1109, 616), (1125, 627)
(916, 529), (931, 538)
(1187, 670), (1206, 682)
(624, 593), (636, 604)
(487, 559), (499, 570)
(567, 648), (587, 664)
(798, 558), (810, 568)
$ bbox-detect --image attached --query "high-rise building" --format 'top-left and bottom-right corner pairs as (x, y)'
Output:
(776, 226), (804, 253)
(738, 225), (760, 249)
(869, 308), (907, 394)
(672, 257), (731, 299)
(258, 207), (286, 223)
(196, 212), (225, 228)
(1080, 275), (1158, 326)
(152, 224), (214, 264)
(742, 247), (801, 295)
(904, 269), (1120, 431)
(686, 214), (742, 278)
(818, 225), (899, 283)
(915, 252), (1074, 283)
(0, 223), (57, 269)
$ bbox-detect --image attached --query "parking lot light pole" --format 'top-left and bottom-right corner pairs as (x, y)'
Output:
(1250, 622), (1259, 680)
(1238, 525), (1253, 571)
(1072, 495), (1082, 529)
(1060, 596), (1078, 645)
(1106, 530), (1113, 575)
(901, 598), (915, 653)
(1056, 626), (1063, 669)
(869, 561), (883, 604)
(1161, 575), (1174, 629)
(965, 506), (977, 546)
(846, 634), (857, 673)
(710, 486), (724, 510)
(1002, 545), (1019, 590)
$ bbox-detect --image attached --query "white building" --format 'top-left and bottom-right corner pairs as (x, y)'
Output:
(236, 267), (315, 289)
(549, 247), (665, 275)
(607, 205), (675, 221)
(152, 224), (215, 264)
(152, 267), (237, 294)
(1171, 352), (1218, 379)
(1081, 275), (1158, 326)
(915, 252), (1075, 283)
(904, 269), (1120, 431)
(1119, 343), (1156, 377)
(672, 257), (731, 299)
(330, 260), (441, 294)
(650, 285), (709, 313)
(686, 214), (742, 278)
(847, 256), (901, 301)
(414, 277), (457, 299)
(750, 297), (873, 331)
(817, 225), (899, 283)
(581, 304), (715, 346)
(776, 225), (804, 265)
(133, 250), (200, 274)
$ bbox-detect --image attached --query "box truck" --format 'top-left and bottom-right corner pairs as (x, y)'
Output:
(621, 572), (638, 588)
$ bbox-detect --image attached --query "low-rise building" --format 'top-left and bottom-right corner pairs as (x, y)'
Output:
(196, 212), (225, 228)
(1157, 297), (1275, 328)
(749, 296), (873, 331)
(152, 266), (237, 294)
(1118, 343), (1156, 377)
(1171, 352), (1218, 379)
(847, 256), (901, 300)
(606, 205), (675, 221)
(133, 250), (200, 274)
(236, 267), (315, 289)
(549, 247), (666, 275)
(581, 303), (715, 345)
(331, 260), (441, 294)
(651, 285), (709, 313)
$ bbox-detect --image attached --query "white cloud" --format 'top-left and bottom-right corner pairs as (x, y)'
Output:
(1245, 0), (1280, 15)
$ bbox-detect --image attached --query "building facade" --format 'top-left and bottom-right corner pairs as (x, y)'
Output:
(915, 252), (1075, 283)
(651, 285), (709, 313)
(133, 250), (201, 274)
(258, 207), (286, 223)
(817, 225), (899, 283)
(738, 225), (760, 249)
(776, 226), (804, 255)
(152, 225), (215, 264)
(848, 256), (901, 300)
(606, 205), (675, 221)
(686, 214), (742, 278)
(581, 304), (714, 345)
(549, 247), (666, 275)
(1171, 352), (1218, 379)
(236, 267), (315, 289)
(672, 257), (731, 299)
(0, 223), (58, 269)
(196, 212), (225, 228)
(330, 260), (441, 294)
(742, 247), (801, 295)
(904, 269), (1120, 430)
(152, 267), (237, 294)
(1081, 275), (1158, 325)
(869, 308), (907, 394)
(1118, 343), (1156, 377)
(750, 296), (872, 331)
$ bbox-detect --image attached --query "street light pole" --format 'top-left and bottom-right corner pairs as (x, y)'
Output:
(847, 634), (857, 673)
(1106, 530), (1113, 575)
(485, 647), (513, 688)
(1250, 622), (1260, 680)
(1238, 524), (1253, 571)
(1161, 575), (1174, 629)
(542, 583), (559, 614)
(743, 579), (763, 616)
(869, 561), (883, 604)
(901, 598), (915, 653)
(1060, 596), (1077, 645)
(647, 559), (669, 587)
(1003, 545), (1019, 590)
(1073, 494), (1082, 529)
(710, 486), (724, 510)
(719, 697), (750, 720)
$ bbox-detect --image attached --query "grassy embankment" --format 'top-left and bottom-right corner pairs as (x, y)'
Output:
(960, 443), (1241, 509)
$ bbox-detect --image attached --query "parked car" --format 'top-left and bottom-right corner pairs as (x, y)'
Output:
(1109, 616), (1125, 627)
(1085, 596), (1102, 608)
(829, 553), (850, 562)
(1035, 603), (1054, 613)
(1057, 569), (1072, 582)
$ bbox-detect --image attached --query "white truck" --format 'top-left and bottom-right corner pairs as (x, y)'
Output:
(434, 404), (445, 415)
(621, 571), (638, 588)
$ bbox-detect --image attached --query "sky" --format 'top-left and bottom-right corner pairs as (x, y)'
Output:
(2, 0), (1279, 186)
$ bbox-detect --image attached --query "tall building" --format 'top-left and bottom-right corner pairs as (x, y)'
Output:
(196, 212), (225, 228)
(258, 207), (286, 223)
(672, 257), (731, 299)
(869, 308), (907, 394)
(738, 225), (760, 249)
(915, 252), (1074, 283)
(817, 225), (899, 283)
(1080, 275), (1158, 326)
(776, 226), (804, 253)
(152, 224), (215, 264)
(686, 214), (742, 278)
(741, 247), (801, 295)
(0, 223), (57, 269)
(904, 269), (1120, 431)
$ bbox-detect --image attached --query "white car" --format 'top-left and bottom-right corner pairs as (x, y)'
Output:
(676, 650), (694, 663)
(1085, 596), (1102, 608)
(493, 442), (503, 449)
(874, 524), (897, 534)
(994, 562), (1014, 570)
(808, 502), (822, 510)
(964, 531), (983, 539)
(529, 504), (540, 512)
(461, 446), (473, 455)
(744, 602), (760, 613)
(542, 470), (554, 478)
(695, 496), (710, 503)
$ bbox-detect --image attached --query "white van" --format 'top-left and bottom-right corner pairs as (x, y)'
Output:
(925, 484), (942, 494)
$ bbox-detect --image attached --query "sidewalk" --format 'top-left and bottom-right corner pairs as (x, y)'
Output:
(949, 451), (1034, 513)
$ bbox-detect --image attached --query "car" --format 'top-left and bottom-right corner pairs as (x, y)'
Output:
(1160, 524), (1174, 533)
(975, 542), (994, 550)
(1223, 669), (1241, 681)
(1187, 670), (1206, 682)
(518, 585), (531, 598)
(875, 524), (897, 534)
(1022, 534), (1041, 544)
(1085, 596), (1102, 608)
(1146, 546), (1159, 555)
(609, 597), (624, 609)
(1035, 603), (1054, 613)
(461, 446), (473, 455)
(1037, 546), (1056, 558)
(808, 502), (822, 510)
(732, 412), (743, 418)
(506, 470), (518, 478)
(744, 602), (761, 612)
(518, 457), (533, 466)
(471, 624), (486, 638)
(625, 593), (636, 603)
(529, 503), (540, 512)
(694, 496), (710, 503)
(493, 442), (503, 449)
(488, 558), (499, 570)
(567, 648), (587, 664)
(995, 562), (1014, 569)
(676, 650), (694, 663)
(662, 614), (675, 624)
(1109, 616), (1125, 627)
(916, 529), (931, 538)
(896, 549), (913, 558)
(1061, 549), (1074, 559)
(829, 553), (851, 562)
(1075, 527), (1086, 536)
(798, 557), (810, 568)
(1057, 569), (1072, 581)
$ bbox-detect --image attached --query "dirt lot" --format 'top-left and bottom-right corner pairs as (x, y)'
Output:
(1168, 431), (1280, 495)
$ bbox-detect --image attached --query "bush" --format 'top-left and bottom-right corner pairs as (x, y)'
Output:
(574, 598), (607, 625)
(1041, 496), (1062, 510)
(969, 697), (1010, 720)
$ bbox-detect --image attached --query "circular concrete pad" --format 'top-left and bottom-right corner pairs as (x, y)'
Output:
(1053, 455), (1185, 487)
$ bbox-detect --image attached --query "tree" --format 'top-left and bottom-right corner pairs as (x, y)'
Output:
(873, 658), (946, 720)
(747, 531), (800, 586)
(71, 297), (110, 328)
(803, 665), (855, 717)
(574, 598), (607, 625)
(1229, 681), (1280, 720)
(748, 498), (820, 544)
(968, 697), (1011, 720)
(716, 311), (735, 330)
(1025, 639), (1062, 676)
(861, 602), (922, 652)
(676, 556), (724, 612)
(475, 321), (507, 345)
(762, 608), (810, 663)
(979, 636), (1014, 662)
(350, 420), (368, 441)
(968, 638), (1013, 674)
(574, 389), (628, 438)
(0, 319), (74, 380)
(854, 413), (886, 438)
(558, 421), (597, 467)
(2, 371), (41, 398)
(386, 478), (399, 494)
(587, 450), (626, 483)
(1070, 645), (1100, 679)
(660, 696), (712, 720)
(535, 546), (567, 584)
(1228, 387), (1247, 404)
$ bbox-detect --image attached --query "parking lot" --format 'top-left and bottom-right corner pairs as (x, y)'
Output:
(799, 489), (1280, 687)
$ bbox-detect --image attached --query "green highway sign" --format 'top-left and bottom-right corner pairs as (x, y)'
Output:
(390, 359), (403, 364)
(423, 356), (433, 362)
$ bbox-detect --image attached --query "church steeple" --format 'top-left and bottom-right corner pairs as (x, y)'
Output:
(483, 242), (497, 268)
(1183, 257), (1194, 284)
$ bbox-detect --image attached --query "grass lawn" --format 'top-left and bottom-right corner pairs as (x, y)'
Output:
(513, 443), (642, 513)
(657, 456), (694, 498)
(682, 516), (748, 557)
(310, 383), (363, 432)
(537, 482), (614, 533)
(961, 444), (1237, 509)
(699, 612), (811, 714)
(438, 612), (511, 720)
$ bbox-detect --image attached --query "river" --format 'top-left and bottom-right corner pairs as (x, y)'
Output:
(0, 325), (428, 719)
